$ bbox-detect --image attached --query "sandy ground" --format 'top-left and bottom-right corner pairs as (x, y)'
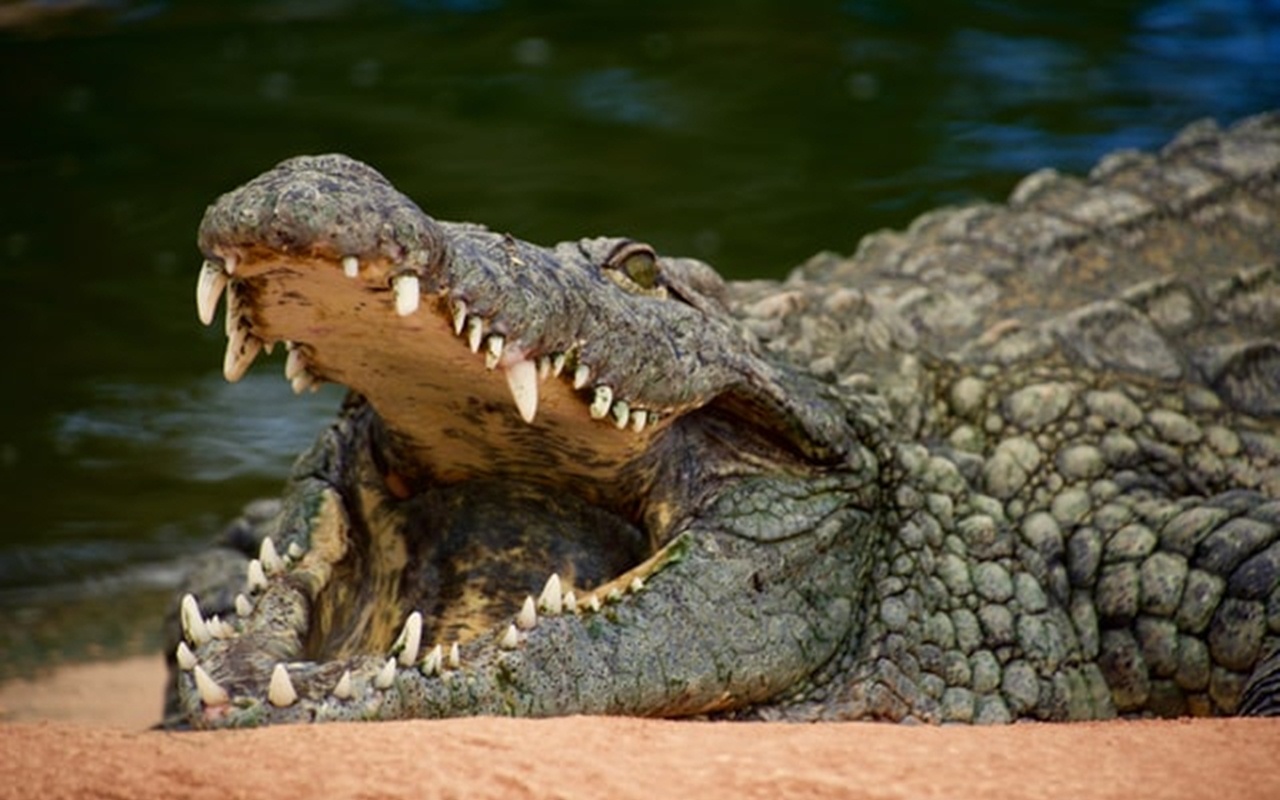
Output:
(1, 656), (1278, 800)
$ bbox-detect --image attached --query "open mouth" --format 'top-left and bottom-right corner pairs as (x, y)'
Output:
(173, 153), (843, 725)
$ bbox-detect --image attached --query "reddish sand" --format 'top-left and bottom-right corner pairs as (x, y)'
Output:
(1, 656), (1277, 800)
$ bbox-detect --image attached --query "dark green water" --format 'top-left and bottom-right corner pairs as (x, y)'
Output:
(0, 0), (1277, 676)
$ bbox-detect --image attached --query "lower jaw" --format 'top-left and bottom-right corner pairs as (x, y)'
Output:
(306, 467), (652, 659)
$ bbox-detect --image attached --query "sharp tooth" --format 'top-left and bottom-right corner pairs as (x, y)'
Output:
(268, 663), (298, 707)
(223, 329), (263, 383)
(193, 665), (229, 706)
(285, 347), (306, 380)
(630, 576), (645, 592)
(505, 359), (539, 424)
(393, 274), (420, 316)
(259, 537), (285, 575)
(175, 641), (197, 671)
(290, 372), (317, 395)
(572, 364), (590, 389)
(223, 254), (238, 275)
(499, 624), (519, 650)
(180, 594), (211, 647)
(485, 335), (505, 370)
(631, 409), (649, 432)
(207, 615), (231, 640)
(448, 643), (461, 669)
(587, 594), (601, 613)
(590, 385), (613, 419)
(234, 593), (253, 617)
(333, 670), (353, 700)
(196, 261), (227, 326)
(551, 353), (566, 377)
(287, 542), (304, 560)
(421, 644), (443, 676)
(397, 612), (423, 666)
(538, 574), (563, 615)
(466, 316), (484, 353)
(246, 559), (268, 592)
(516, 596), (537, 630)
(451, 299), (468, 336)
(536, 356), (551, 381)
(342, 255), (359, 278)
(611, 400), (630, 429)
(374, 657), (397, 689)
(563, 591), (578, 614)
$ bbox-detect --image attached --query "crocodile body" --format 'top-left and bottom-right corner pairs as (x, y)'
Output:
(170, 113), (1280, 727)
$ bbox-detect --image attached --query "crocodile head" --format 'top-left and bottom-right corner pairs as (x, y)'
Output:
(179, 154), (869, 725)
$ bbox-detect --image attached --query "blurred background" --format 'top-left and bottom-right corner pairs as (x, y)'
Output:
(0, 0), (1277, 678)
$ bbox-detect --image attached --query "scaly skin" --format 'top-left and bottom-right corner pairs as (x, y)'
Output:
(169, 112), (1280, 727)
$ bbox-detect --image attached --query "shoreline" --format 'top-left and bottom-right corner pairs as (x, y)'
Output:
(1, 657), (1277, 800)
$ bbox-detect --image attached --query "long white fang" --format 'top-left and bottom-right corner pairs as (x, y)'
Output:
(234, 593), (253, 617)
(333, 670), (353, 700)
(448, 643), (461, 669)
(375, 657), (397, 689)
(421, 644), (443, 676)
(485, 335), (505, 370)
(259, 537), (285, 575)
(180, 594), (211, 647)
(268, 663), (298, 707)
(196, 261), (227, 326)
(517, 596), (537, 630)
(611, 400), (630, 430)
(590, 386), (613, 419)
(342, 255), (359, 278)
(193, 665), (229, 706)
(451, 299), (468, 336)
(246, 559), (268, 592)
(538, 574), (563, 615)
(505, 359), (539, 424)
(572, 364), (590, 389)
(175, 641), (197, 671)
(393, 274), (420, 316)
(398, 612), (423, 666)
(466, 316), (484, 353)
(499, 624), (520, 650)
(285, 348), (306, 381)
(223, 329), (263, 383)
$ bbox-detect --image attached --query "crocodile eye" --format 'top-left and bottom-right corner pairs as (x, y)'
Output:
(620, 249), (658, 289)
(604, 241), (664, 295)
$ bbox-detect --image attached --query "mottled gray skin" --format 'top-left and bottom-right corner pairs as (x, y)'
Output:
(171, 112), (1280, 727)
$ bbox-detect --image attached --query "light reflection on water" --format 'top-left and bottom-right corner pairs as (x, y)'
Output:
(55, 375), (340, 485)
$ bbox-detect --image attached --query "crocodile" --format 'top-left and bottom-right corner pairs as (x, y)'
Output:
(169, 112), (1280, 728)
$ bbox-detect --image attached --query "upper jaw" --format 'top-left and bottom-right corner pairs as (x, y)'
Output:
(194, 153), (764, 490)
